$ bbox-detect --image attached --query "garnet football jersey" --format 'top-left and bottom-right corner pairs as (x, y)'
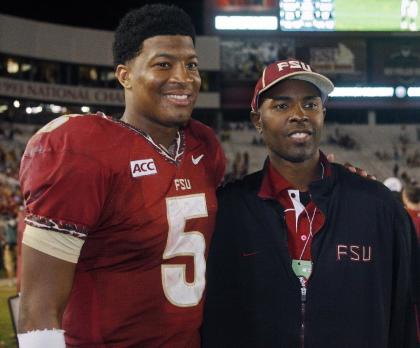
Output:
(20, 113), (226, 348)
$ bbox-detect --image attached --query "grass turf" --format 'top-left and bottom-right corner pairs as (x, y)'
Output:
(0, 283), (18, 348)
(335, 0), (420, 31)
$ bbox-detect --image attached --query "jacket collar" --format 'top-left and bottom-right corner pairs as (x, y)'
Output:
(240, 156), (336, 215)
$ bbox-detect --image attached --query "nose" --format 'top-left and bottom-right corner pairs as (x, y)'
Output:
(289, 104), (308, 122)
(169, 63), (194, 84)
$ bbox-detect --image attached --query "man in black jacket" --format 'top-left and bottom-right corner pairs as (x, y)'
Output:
(202, 58), (420, 348)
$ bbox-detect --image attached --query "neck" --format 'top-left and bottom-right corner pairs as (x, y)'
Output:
(270, 152), (321, 191)
(121, 109), (178, 149)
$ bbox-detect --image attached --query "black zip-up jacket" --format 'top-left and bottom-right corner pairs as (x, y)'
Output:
(202, 163), (420, 348)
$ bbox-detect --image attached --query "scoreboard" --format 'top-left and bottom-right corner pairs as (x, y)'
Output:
(209, 0), (420, 32)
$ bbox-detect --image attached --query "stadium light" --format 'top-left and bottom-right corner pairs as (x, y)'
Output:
(330, 87), (394, 98)
(215, 16), (278, 30)
(395, 86), (407, 98)
(13, 100), (20, 108)
(32, 106), (43, 114)
(407, 87), (420, 97)
(24, 106), (43, 114)
(49, 104), (64, 113)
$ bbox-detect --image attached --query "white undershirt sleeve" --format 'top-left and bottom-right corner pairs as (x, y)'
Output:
(22, 225), (85, 263)
(18, 329), (66, 348)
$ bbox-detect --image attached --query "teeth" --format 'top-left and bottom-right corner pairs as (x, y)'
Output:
(290, 132), (308, 139)
(166, 95), (188, 100)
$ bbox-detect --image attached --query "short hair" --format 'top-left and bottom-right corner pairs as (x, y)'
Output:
(113, 4), (196, 66)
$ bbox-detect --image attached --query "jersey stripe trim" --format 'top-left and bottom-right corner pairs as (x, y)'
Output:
(22, 225), (85, 263)
(24, 214), (88, 239)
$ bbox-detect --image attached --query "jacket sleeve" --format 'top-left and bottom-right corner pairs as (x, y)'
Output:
(202, 188), (242, 348)
(389, 203), (420, 348)
(410, 213), (420, 345)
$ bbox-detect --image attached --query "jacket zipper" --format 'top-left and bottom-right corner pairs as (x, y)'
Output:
(300, 284), (307, 348)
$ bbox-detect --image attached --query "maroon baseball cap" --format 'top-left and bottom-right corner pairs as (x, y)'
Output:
(251, 59), (335, 112)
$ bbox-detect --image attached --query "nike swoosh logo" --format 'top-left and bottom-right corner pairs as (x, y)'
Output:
(241, 251), (258, 257)
(192, 154), (204, 165)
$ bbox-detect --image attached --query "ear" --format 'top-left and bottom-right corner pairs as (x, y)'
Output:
(115, 64), (132, 89)
(401, 188), (408, 206)
(322, 107), (326, 120)
(250, 111), (262, 134)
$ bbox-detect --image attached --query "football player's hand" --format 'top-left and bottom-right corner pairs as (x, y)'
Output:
(327, 153), (377, 180)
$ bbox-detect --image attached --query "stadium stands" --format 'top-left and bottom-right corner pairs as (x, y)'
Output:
(221, 123), (420, 183)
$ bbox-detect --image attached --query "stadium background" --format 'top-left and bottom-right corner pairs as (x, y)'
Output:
(0, 0), (419, 346)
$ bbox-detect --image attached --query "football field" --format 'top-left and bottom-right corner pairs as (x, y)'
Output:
(0, 283), (17, 348)
(335, 0), (420, 30)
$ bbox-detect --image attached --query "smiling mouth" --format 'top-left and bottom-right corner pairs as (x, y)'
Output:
(164, 94), (193, 106)
(288, 130), (313, 138)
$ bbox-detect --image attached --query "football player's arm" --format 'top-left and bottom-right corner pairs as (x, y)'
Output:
(18, 244), (76, 333)
(17, 225), (84, 347)
(17, 119), (104, 347)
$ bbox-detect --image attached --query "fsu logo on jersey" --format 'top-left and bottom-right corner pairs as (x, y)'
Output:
(130, 159), (157, 177)
(336, 244), (372, 262)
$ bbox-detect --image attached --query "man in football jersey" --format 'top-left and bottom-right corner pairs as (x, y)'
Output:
(17, 4), (225, 347)
(202, 58), (420, 347)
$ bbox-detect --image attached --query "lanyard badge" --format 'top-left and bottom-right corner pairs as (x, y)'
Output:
(292, 259), (312, 281)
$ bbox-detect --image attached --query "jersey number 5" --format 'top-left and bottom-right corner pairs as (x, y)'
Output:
(162, 194), (207, 307)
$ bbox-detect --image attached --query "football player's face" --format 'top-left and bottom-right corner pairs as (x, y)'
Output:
(122, 35), (201, 129)
(251, 79), (326, 164)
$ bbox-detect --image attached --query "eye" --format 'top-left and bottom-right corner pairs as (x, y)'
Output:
(186, 62), (199, 70)
(303, 101), (319, 110)
(155, 62), (171, 68)
(274, 103), (288, 110)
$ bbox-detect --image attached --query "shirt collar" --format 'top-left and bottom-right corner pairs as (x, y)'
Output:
(258, 151), (332, 200)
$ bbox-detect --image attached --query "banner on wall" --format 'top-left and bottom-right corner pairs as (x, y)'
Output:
(221, 38), (296, 80)
(0, 78), (220, 108)
(0, 77), (124, 106)
(295, 39), (367, 84)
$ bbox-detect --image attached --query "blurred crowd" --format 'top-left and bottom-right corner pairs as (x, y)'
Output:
(224, 151), (250, 182)
(327, 127), (357, 150)
(0, 126), (25, 286)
